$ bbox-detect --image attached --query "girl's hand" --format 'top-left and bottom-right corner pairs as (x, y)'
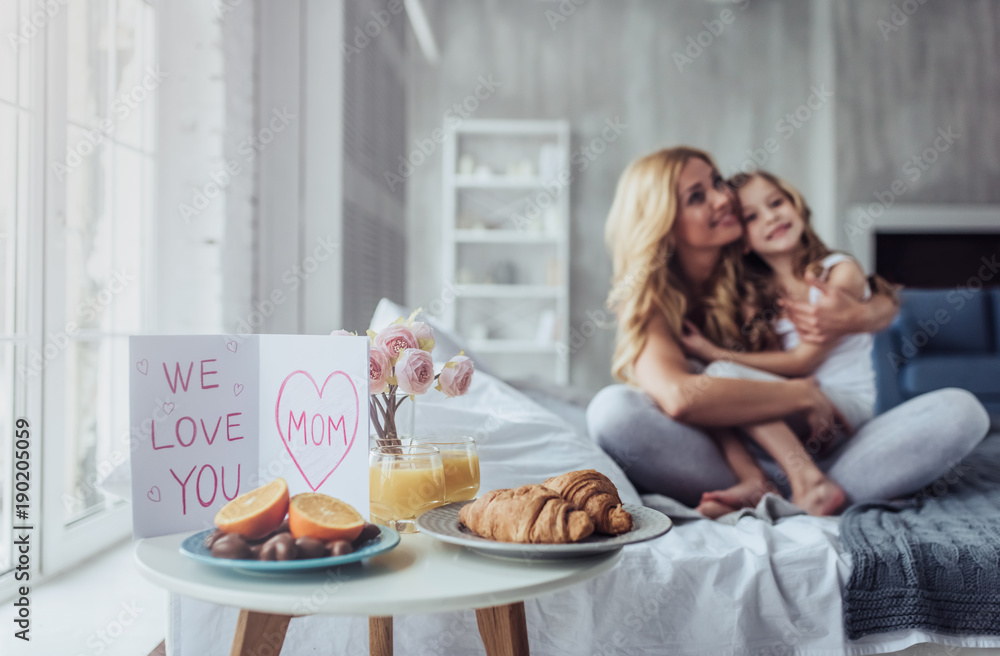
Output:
(680, 320), (720, 362)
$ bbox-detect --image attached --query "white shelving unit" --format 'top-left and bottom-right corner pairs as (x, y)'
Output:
(442, 119), (570, 384)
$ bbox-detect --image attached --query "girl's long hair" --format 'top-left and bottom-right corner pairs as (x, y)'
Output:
(605, 146), (754, 384)
(729, 170), (898, 347)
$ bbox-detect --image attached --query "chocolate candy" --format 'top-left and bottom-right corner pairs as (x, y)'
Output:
(327, 540), (354, 556)
(210, 517), (369, 561)
(210, 533), (251, 560)
(260, 533), (298, 561)
(246, 533), (272, 546)
(295, 536), (329, 559)
(352, 523), (380, 546)
(247, 517), (293, 545)
(204, 529), (226, 549)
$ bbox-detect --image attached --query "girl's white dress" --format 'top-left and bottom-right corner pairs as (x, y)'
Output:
(774, 252), (876, 431)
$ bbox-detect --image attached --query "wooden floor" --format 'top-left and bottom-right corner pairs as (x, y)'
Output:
(147, 640), (166, 656)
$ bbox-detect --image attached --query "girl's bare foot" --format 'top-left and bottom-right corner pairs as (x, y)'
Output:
(790, 473), (847, 516)
(695, 498), (739, 519)
(701, 478), (777, 510)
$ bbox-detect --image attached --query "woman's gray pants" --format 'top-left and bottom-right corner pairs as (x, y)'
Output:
(587, 383), (990, 507)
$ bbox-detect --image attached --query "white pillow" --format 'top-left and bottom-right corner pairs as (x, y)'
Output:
(368, 297), (498, 377)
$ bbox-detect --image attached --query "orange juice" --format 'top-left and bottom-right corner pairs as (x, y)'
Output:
(369, 460), (446, 526)
(440, 450), (480, 502)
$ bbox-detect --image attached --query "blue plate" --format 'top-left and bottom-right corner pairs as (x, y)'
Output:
(179, 525), (400, 572)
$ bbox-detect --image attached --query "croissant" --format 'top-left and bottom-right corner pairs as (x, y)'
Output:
(542, 470), (633, 535)
(459, 484), (594, 544)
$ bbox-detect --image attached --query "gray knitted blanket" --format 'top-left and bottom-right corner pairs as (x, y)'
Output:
(840, 432), (1000, 639)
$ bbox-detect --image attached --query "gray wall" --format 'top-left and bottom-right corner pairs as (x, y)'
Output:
(342, 0), (409, 330)
(834, 0), (1000, 214)
(158, 0), (257, 333)
(403, 0), (1000, 393)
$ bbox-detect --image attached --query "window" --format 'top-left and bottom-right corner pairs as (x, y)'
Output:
(59, 0), (155, 524)
(0, 0), (42, 591)
(41, 0), (156, 574)
(0, 0), (157, 590)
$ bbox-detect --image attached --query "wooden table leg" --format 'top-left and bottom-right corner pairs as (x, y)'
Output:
(230, 610), (291, 656)
(476, 602), (529, 656)
(369, 616), (393, 656)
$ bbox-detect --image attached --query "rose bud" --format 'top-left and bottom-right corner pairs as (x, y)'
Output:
(369, 346), (391, 395)
(373, 325), (418, 364)
(395, 348), (435, 395)
(436, 354), (475, 398)
(410, 321), (435, 353)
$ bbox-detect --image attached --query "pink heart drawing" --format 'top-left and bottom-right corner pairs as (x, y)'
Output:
(162, 401), (175, 415)
(147, 486), (161, 502)
(233, 383), (244, 397)
(275, 370), (359, 491)
(136, 359), (149, 375)
(227, 340), (238, 353)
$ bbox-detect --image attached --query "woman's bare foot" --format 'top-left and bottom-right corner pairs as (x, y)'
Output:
(695, 498), (739, 519)
(701, 478), (777, 510)
(790, 472), (847, 516)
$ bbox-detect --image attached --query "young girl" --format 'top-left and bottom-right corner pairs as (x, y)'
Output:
(680, 170), (896, 517)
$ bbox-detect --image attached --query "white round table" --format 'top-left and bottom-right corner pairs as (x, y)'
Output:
(133, 531), (621, 655)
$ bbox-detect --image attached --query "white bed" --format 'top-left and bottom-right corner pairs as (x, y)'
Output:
(164, 360), (1000, 656)
(142, 300), (999, 654)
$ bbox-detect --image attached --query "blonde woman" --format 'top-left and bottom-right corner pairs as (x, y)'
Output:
(587, 146), (989, 511)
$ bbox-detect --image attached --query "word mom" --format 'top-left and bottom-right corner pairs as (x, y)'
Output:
(283, 409), (350, 446)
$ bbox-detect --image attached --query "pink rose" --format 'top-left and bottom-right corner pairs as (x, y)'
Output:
(330, 329), (354, 336)
(437, 355), (475, 398)
(410, 321), (435, 352)
(395, 348), (435, 395)
(373, 325), (418, 363)
(369, 346), (391, 395)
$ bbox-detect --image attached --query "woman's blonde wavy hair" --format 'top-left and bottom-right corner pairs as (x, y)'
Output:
(605, 146), (756, 384)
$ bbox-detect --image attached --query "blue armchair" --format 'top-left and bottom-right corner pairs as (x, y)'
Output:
(874, 288), (1000, 415)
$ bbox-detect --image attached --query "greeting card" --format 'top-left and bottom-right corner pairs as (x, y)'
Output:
(128, 335), (368, 539)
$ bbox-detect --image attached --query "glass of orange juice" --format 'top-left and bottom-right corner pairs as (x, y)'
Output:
(409, 435), (480, 503)
(369, 445), (445, 533)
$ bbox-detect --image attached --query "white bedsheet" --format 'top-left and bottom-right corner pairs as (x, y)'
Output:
(167, 371), (1000, 656)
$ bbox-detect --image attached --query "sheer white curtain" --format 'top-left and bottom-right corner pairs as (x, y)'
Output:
(0, 0), (43, 602)
(40, 0), (158, 575)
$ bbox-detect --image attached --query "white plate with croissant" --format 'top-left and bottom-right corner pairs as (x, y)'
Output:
(416, 470), (673, 560)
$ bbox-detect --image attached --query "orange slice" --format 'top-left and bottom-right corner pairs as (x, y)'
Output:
(215, 478), (289, 539)
(288, 493), (365, 541)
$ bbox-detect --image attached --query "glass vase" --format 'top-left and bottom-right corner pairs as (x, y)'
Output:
(369, 390), (415, 448)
